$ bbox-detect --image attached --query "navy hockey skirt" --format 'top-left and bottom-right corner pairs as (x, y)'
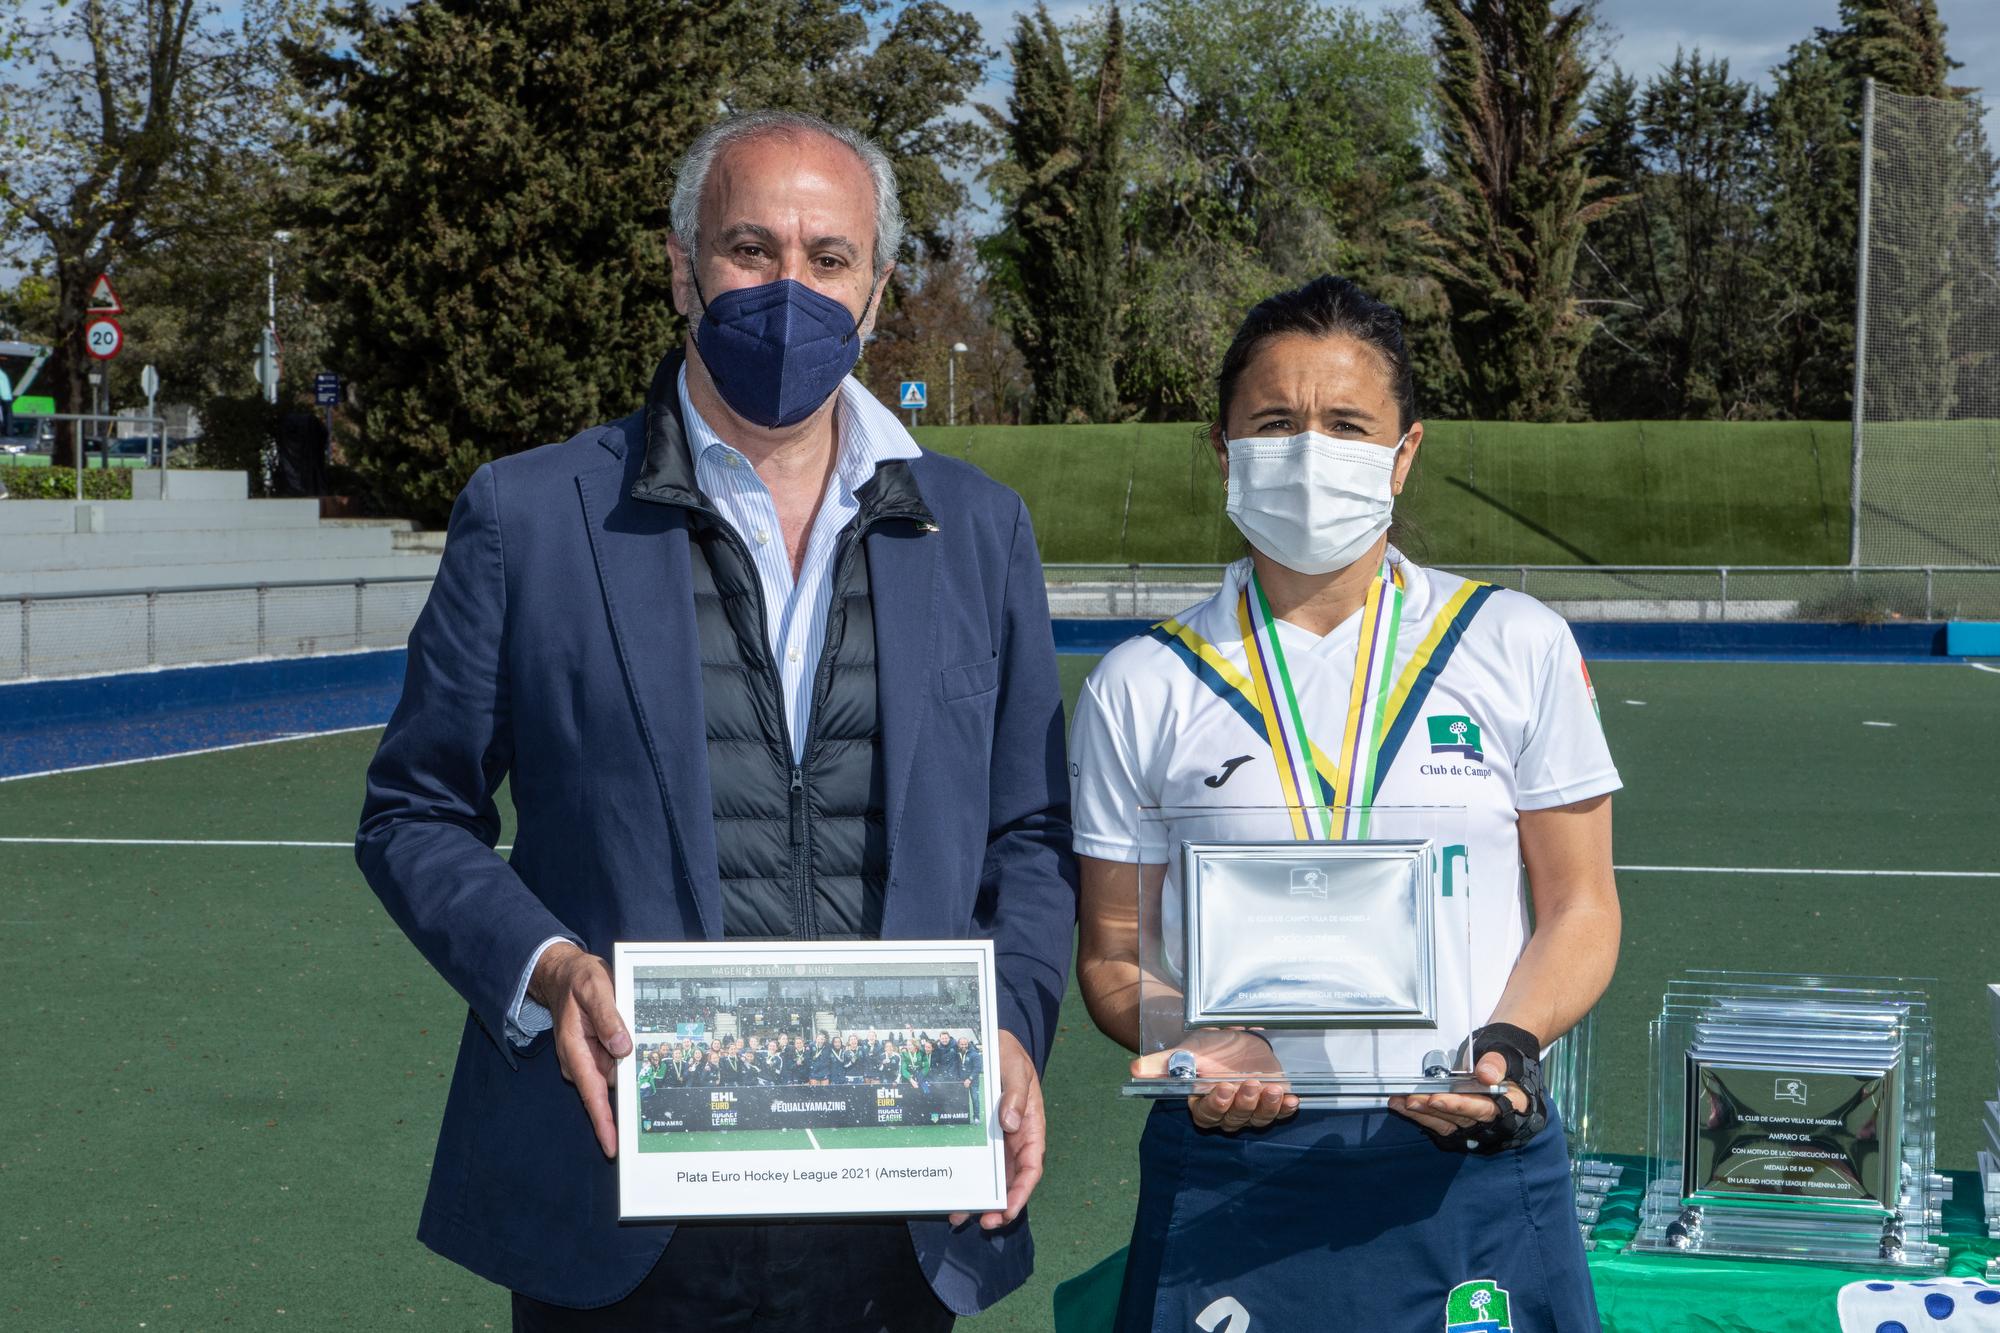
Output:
(1114, 1100), (1600, 1333)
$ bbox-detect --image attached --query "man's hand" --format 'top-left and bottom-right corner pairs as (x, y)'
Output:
(948, 1031), (1043, 1232)
(529, 941), (631, 1158)
(1130, 1029), (1298, 1133)
(1387, 1050), (1527, 1136)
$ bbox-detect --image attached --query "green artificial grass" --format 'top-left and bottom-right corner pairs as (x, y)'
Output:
(6, 657), (1999, 1329)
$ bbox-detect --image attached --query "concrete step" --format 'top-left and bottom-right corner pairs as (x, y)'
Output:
(0, 524), (403, 574)
(130, 470), (250, 501)
(5, 552), (441, 598)
(0, 499), (327, 536)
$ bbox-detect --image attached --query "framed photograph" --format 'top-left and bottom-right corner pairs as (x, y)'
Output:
(612, 940), (1006, 1220)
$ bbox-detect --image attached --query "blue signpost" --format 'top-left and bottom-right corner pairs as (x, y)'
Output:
(899, 380), (927, 426)
(315, 373), (342, 468)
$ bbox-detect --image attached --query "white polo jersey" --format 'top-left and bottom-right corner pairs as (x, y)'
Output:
(1070, 551), (1620, 1073)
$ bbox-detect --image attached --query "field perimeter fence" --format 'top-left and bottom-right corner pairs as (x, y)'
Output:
(3, 566), (1998, 683)
(1042, 564), (2000, 624)
(1855, 84), (2000, 566)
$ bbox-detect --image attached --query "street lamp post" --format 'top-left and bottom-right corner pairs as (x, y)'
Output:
(948, 342), (968, 426)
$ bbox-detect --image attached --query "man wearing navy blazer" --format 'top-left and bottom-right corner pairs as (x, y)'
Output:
(355, 108), (1078, 1331)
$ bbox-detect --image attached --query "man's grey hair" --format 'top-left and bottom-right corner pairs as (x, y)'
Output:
(670, 110), (905, 277)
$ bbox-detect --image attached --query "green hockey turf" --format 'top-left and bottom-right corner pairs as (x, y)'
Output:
(4, 656), (1997, 1329)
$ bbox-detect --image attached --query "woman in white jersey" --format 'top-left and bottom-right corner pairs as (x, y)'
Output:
(1071, 276), (1621, 1332)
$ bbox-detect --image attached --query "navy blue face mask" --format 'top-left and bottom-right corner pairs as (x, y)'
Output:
(693, 275), (878, 429)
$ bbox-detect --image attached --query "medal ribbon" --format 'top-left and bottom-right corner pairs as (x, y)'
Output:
(1236, 559), (1404, 840)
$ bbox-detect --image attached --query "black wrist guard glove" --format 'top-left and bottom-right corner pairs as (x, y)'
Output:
(1425, 1022), (1550, 1156)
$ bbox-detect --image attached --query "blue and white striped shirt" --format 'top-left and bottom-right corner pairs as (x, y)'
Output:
(505, 369), (923, 1045)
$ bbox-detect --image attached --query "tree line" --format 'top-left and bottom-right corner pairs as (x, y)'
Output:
(0, 0), (1982, 521)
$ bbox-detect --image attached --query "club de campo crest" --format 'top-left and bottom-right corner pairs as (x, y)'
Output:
(1427, 714), (1484, 761)
(1445, 1278), (1512, 1333)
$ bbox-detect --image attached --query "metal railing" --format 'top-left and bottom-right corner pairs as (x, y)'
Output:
(1041, 562), (2000, 623)
(28, 413), (171, 499)
(3, 564), (1997, 684)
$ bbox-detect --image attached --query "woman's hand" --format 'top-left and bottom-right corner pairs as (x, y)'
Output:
(1387, 1051), (1527, 1138)
(1130, 1030), (1300, 1133)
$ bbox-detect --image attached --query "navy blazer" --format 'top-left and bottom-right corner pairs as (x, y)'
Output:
(355, 375), (1078, 1313)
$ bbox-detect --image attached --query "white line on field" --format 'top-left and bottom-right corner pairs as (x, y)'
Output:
(0, 835), (518, 852)
(805, 1128), (822, 1151)
(1971, 662), (2000, 676)
(1615, 864), (2000, 879)
(0, 837), (356, 848)
(0, 724), (385, 783)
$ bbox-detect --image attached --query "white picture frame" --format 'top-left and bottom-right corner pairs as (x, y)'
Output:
(613, 939), (1007, 1220)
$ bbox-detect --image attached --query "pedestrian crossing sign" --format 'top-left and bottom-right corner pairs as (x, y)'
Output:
(899, 381), (927, 409)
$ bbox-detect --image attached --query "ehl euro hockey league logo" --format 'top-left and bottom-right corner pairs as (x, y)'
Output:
(1445, 1279), (1513, 1333)
(1427, 714), (1484, 761)
(1289, 866), (1329, 899)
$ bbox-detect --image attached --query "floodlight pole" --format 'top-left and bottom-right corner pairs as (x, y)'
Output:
(264, 231), (291, 406)
(1849, 78), (1875, 569)
(265, 250), (279, 406)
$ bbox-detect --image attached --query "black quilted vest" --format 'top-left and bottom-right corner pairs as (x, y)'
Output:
(629, 354), (934, 939)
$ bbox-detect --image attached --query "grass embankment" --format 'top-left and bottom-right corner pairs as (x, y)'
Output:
(915, 419), (1854, 567)
(1, 418), (1881, 569)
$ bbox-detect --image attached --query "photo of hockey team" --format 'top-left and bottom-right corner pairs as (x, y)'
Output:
(629, 958), (990, 1154)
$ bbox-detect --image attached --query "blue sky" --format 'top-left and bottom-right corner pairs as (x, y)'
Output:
(958, 0), (2000, 119)
(944, 0), (2000, 224)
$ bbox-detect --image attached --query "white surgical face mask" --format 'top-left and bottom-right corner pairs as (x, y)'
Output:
(1224, 430), (1405, 575)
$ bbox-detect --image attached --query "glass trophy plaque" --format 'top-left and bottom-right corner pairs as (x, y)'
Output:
(1983, 983), (2000, 1242)
(1542, 1008), (1623, 1251)
(1121, 805), (1483, 1105)
(1181, 839), (1438, 1029)
(1630, 971), (1946, 1271)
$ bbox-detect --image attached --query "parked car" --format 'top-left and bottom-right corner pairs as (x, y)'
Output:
(111, 435), (198, 460)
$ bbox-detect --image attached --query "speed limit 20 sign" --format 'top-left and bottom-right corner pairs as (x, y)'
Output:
(85, 316), (124, 360)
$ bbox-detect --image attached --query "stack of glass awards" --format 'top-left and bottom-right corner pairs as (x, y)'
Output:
(1982, 984), (2000, 1252)
(1121, 805), (1491, 1103)
(1630, 971), (1946, 1271)
(1542, 1009), (1623, 1250)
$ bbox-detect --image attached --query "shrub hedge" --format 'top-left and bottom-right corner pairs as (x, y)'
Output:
(0, 465), (133, 501)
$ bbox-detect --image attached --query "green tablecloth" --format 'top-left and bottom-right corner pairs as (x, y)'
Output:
(1051, 1158), (2000, 1332)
